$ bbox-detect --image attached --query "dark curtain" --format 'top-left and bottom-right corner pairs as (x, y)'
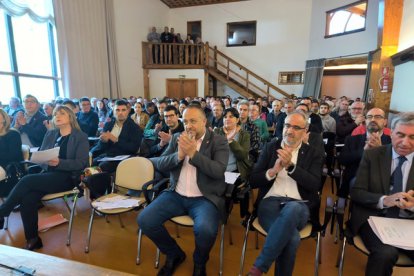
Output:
(302, 58), (326, 98)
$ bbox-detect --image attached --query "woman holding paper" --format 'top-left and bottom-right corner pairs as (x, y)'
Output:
(0, 105), (89, 250)
(0, 109), (23, 195)
(214, 108), (252, 218)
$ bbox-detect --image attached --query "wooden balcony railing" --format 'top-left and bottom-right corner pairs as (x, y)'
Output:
(142, 41), (289, 99)
(142, 42), (206, 68)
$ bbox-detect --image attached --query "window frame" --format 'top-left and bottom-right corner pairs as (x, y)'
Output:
(0, 11), (61, 101)
(324, 0), (368, 39)
(226, 20), (257, 47)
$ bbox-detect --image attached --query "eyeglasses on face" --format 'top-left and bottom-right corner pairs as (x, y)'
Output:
(284, 123), (306, 131)
(366, 115), (384, 119)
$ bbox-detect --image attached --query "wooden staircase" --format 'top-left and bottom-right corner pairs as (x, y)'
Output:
(142, 42), (290, 99)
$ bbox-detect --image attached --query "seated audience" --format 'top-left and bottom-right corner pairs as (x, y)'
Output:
(274, 100), (294, 140)
(0, 106), (89, 250)
(142, 105), (184, 158)
(208, 101), (224, 129)
(12, 94), (47, 147)
(331, 99), (356, 144)
(4, 96), (23, 118)
(300, 98), (323, 134)
(337, 107), (391, 199)
(350, 112), (414, 276)
(237, 100), (260, 163)
(138, 105), (229, 276)
(42, 102), (55, 120)
(266, 99), (283, 129)
(131, 102), (149, 130)
(77, 97), (99, 137)
(247, 111), (323, 276)
(90, 100), (143, 173)
(319, 102), (336, 133)
(143, 100), (168, 141)
(249, 103), (269, 144)
(0, 109), (23, 196)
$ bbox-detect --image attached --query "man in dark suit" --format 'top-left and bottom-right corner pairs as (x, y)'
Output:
(350, 112), (414, 276)
(138, 105), (229, 276)
(337, 107), (391, 198)
(247, 111), (324, 276)
(90, 100), (143, 173)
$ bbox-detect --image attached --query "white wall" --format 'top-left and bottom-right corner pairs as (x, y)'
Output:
(164, 0), (313, 98)
(321, 75), (365, 100)
(308, 0), (378, 59)
(149, 69), (205, 99)
(113, 0), (168, 98)
(389, 0), (414, 112)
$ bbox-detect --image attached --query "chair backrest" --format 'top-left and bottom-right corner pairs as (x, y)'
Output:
(115, 157), (154, 190)
(22, 145), (30, 161)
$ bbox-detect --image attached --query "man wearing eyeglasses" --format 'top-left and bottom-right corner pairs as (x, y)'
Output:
(247, 111), (324, 276)
(337, 108), (391, 199)
(12, 94), (47, 147)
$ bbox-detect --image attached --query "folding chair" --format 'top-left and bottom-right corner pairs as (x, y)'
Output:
(84, 157), (158, 253)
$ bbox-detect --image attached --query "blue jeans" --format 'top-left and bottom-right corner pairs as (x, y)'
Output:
(137, 191), (220, 265)
(254, 197), (309, 276)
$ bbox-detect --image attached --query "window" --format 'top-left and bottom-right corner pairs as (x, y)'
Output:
(227, 21), (256, 47)
(0, 5), (61, 104)
(278, 71), (304, 85)
(325, 1), (367, 38)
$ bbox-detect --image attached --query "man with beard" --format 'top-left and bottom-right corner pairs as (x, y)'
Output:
(337, 108), (391, 199)
(246, 111), (324, 276)
(90, 100), (143, 173)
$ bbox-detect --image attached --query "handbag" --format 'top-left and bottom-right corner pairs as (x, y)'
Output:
(0, 163), (25, 197)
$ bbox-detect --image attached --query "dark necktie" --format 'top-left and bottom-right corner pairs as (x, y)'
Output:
(387, 155), (407, 217)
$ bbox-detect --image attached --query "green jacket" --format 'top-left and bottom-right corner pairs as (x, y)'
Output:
(214, 127), (252, 180)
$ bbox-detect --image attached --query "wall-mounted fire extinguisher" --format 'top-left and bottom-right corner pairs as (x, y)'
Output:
(379, 67), (389, 92)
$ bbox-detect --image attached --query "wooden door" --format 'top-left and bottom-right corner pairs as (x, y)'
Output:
(187, 21), (202, 41)
(166, 79), (198, 99)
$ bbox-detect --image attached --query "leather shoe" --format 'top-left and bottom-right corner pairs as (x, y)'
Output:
(25, 237), (43, 251)
(157, 253), (186, 276)
(0, 217), (4, 230)
(193, 264), (206, 276)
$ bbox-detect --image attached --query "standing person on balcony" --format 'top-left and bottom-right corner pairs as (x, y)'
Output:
(160, 26), (173, 64)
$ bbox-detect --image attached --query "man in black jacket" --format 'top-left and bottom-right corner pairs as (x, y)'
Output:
(90, 100), (143, 173)
(12, 94), (47, 147)
(337, 107), (391, 198)
(247, 111), (324, 276)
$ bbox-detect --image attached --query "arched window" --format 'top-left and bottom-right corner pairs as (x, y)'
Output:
(325, 1), (367, 38)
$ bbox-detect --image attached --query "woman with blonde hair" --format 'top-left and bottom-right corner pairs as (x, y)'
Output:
(0, 105), (89, 250)
(0, 109), (23, 194)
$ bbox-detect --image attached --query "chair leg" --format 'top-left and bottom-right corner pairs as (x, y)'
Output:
(4, 216), (8, 230)
(136, 228), (142, 265)
(255, 231), (259, 249)
(118, 214), (125, 228)
(228, 223), (233, 245)
(175, 224), (180, 238)
(85, 209), (95, 253)
(155, 248), (161, 268)
(337, 236), (347, 276)
(239, 216), (252, 276)
(63, 195), (72, 214)
(219, 224), (225, 276)
(66, 194), (78, 246)
(314, 232), (321, 276)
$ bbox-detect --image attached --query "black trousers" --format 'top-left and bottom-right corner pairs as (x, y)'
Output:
(359, 221), (414, 276)
(0, 171), (74, 240)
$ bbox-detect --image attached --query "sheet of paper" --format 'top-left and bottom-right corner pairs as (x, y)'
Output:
(30, 147), (39, 153)
(93, 195), (141, 210)
(30, 147), (60, 164)
(368, 216), (414, 250)
(98, 155), (130, 162)
(225, 172), (240, 184)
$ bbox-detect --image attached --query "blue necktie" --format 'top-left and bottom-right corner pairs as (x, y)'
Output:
(387, 155), (407, 217)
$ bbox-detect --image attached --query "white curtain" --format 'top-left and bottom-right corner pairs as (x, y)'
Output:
(53, 0), (120, 99)
(0, 0), (54, 24)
